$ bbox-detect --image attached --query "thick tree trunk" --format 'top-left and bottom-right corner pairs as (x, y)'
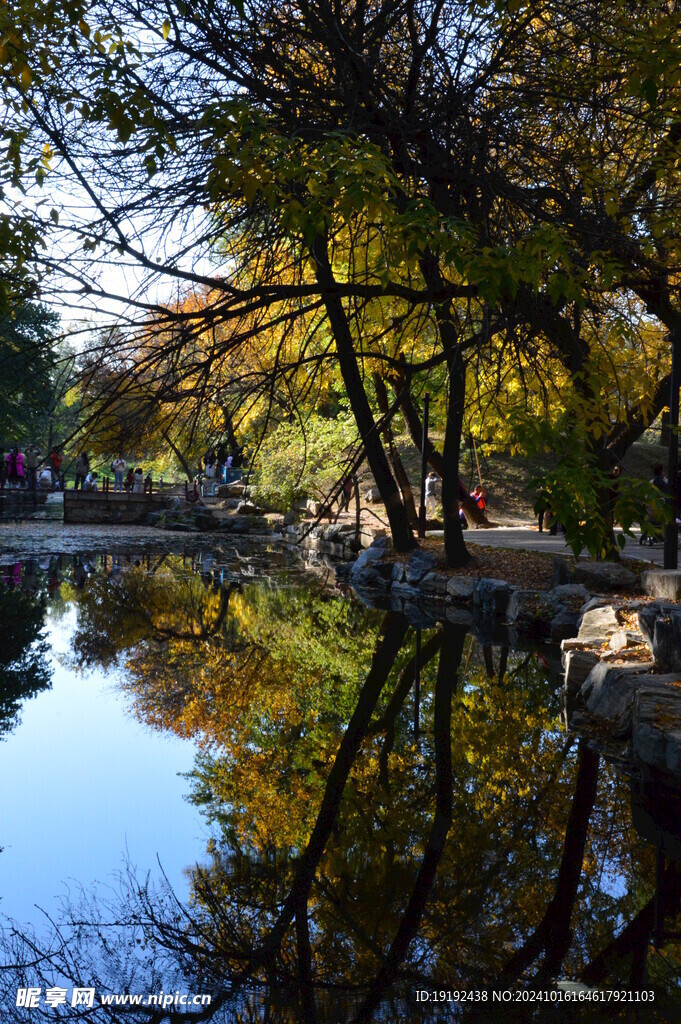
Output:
(386, 369), (492, 527)
(442, 349), (470, 566)
(373, 372), (418, 529)
(312, 236), (415, 552)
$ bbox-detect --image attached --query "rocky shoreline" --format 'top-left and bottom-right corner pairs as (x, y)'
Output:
(341, 535), (681, 792)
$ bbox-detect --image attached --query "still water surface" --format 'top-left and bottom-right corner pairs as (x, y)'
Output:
(0, 545), (679, 1021)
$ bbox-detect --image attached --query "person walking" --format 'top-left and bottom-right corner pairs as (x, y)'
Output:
(132, 467), (145, 493)
(25, 444), (40, 490)
(425, 471), (440, 517)
(112, 455), (127, 492)
(74, 451), (89, 490)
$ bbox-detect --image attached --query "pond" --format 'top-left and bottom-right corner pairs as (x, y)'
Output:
(0, 542), (679, 1022)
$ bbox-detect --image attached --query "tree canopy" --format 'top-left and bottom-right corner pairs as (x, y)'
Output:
(2, 1), (681, 557)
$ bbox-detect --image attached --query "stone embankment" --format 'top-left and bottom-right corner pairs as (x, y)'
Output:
(147, 481), (388, 554)
(343, 537), (681, 788)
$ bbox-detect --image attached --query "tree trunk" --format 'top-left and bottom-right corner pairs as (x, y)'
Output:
(262, 610), (410, 959)
(502, 741), (600, 982)
(357, 622), (467, 1022)
(161, 430), (193, 480)
(312, 235), (415, 551)
(386, 368), (491, 527)
(442, 349), (470, 566)
(373, 372), (418, 529)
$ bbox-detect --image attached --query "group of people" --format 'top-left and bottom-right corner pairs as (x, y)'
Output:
(72, 453), (153, 494)
(1, 445), (65, 491)
(424, 472), (486, 525)
(203, 444), (244, 482)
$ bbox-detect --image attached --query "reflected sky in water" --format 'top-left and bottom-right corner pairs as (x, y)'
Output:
(0, 604), (207, 924)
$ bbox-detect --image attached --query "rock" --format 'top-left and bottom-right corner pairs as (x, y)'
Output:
(506, 589), (561, 634)
(580, 596), (614, 614)
(363, 487), (382, 503)
(572, 561), (636, 591)
(474, 578), (512, 617)
(577, 604), (620, 642)
(193, 512), (216, 531)
(351, 536), (391, 574)
(236, 500), (264, 515)
(633, 685), (681, 779)
(419, 571), (449, 598)
(563, 647), (600, 695)
(392, 562), (406, 583)
(352, 563), (393, 588)
(608, 630), (630, 652)
(552, 555), (571, 587)
(646, 611), (681, 672)
(580, 664), (665, 737)
(446, 576), (476, 603)
(642, 569), (681, 602)
(283, 508), (299, 526)
(550, 583), (591, 607)
(550, 610), (580, 642)
(638, 602), (681, 651)
(169, 496), (182, 511)
(404, 549), (440, 585)
(306, 498), (323, 516)
(359, 527), (388, 548)
(220, 515), (269, 533)
(217, 483), (245, 499)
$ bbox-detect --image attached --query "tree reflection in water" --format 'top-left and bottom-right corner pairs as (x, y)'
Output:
(2, 552), (681, 1021)
(0, 562), (52, 740)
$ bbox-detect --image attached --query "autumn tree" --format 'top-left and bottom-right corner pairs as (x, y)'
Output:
(3, 1), (681, 562)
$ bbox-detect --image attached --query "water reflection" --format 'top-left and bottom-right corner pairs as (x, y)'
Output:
(1, 549), (680, 1020)
(0, 564), (51, 740)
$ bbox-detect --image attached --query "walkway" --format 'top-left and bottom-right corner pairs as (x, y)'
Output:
(458, 525), (669, 566)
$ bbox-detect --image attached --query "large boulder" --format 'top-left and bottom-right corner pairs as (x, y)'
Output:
(404, 549), (440, 585)
(639, 604), (681, 672)
(446, 576), (476, 603)
(642, 569), (681, 602)
(217, 482), (245, 499)
(580, 664), (668, 737)
(550, 583), (591, 608)
(419, 571), (449, 598)
(577, 604), (621, 642)
(236, 500), (265, 516)
(563, 646), (601, 695)
(572, 561), (636, 591)
(363, 487), (382, 503)
(351, 536), (391, 574)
